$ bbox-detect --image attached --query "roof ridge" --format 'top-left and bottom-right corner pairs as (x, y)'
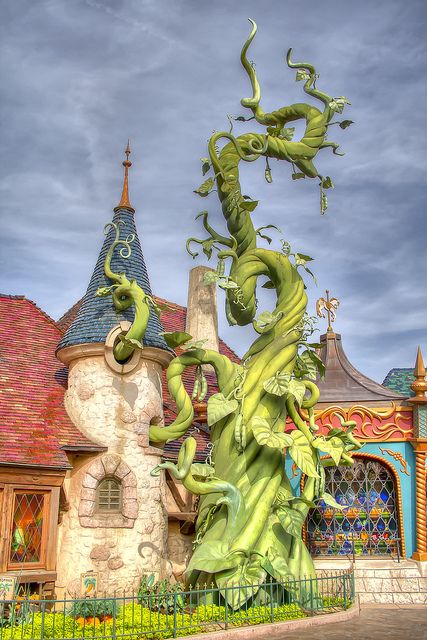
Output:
(1, 294), (61, 333)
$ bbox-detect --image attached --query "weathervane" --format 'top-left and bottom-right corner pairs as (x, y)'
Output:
(316, 290), (340, 332)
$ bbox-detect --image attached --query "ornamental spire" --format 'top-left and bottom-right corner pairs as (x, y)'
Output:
(114, 140), (135, 213)
(410, 346), (427, 401)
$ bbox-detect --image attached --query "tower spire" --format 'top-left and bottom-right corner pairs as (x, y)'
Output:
(410, 346), (427, 400)
(114, 140), (135, 213)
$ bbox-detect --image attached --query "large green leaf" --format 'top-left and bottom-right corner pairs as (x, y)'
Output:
(294, 253), (313, 265)
(322, 176), (334, 190)
(288, 379), (307, 406)
(321, 492), (347, 510)
(194, 177), (214, 197)
(207, 393), (238, 426)
(216, 561), (266, 609)
(276, 506), (305, 538)
(186, 541), (239, 575)
(289, 430), (319, 478)
(306, 349), (326, 379)
(251, 416), (293, 449)
(240, 199), (259, 212)
(312, 436), (343, 465)
(159, 331), (192, 348)
(297, 351), (317, 381)
(263, 372), (291, 396)
(328, 96), (351, 114)
(261, 550), (292, 582)
(200, 157), (211, 175)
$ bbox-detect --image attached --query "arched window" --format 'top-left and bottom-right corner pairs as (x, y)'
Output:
(95, 478), (122, 513)
(306, 458), (401, 556)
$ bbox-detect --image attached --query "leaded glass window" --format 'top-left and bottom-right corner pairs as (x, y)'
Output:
(9, 492), (46, 565)
(96, 478), (122, 513)
(306, 459), (400, 556)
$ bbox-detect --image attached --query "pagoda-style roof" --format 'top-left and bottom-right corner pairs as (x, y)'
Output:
(316, 331), (407, 406)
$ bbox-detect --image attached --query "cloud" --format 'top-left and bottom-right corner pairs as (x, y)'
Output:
(0, 0), (426, 385)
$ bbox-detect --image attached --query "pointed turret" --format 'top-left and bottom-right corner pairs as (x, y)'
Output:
(57, 145), (171, 357)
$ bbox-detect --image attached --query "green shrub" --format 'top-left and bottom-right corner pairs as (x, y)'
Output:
(137, 575), (186, 614)
(67, 597), (116, 619)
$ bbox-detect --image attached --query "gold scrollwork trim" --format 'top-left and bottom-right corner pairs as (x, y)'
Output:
(300, 403), (413, 441)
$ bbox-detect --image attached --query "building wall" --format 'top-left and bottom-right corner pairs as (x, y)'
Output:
(56, 353), (169, 595)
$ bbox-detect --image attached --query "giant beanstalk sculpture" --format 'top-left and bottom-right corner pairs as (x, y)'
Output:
(148, 20), (360, 605)
(142, 20), (361, 607)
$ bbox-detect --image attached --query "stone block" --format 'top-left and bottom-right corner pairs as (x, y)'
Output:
(79, 499), (95, 517)
(363, 578), (383, 592)
(103, 455), (121, 475)
(90, 545), (111, 561)
(123, 499), (138, 519)
(419, 578), (427, 592)
(373, 569), (392, 578)
(77, 383), (95, 400)
(373, 592), (393, 604)
(108, 556), (124, 570)
(80, 487), (96, 501)
(87, 458), (105, 480)
(115, 461), (131, 480)
(123, 473), (137, 488)
(398, 578), (420, 592)
(82, 474), (98, 489)
(123, 486), (137, 500)
(393, 592), (414, 605)
(410, 592), (427, 604)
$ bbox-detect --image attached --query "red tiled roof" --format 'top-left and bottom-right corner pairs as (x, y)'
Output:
(0, 295), (105, 469)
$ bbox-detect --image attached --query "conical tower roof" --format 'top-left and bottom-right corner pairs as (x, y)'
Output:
(57, 146), (172, 355)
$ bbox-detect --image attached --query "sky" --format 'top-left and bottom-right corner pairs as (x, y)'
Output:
(1, 0), (426, 384)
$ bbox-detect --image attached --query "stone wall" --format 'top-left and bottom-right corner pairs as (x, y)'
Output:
(354, 559), (427, 605)
(315, 558), (427, 605)
(56, 353), (169, 596)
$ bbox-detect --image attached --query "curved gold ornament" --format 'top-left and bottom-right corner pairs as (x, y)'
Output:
(299, 403), (413, 441)
(379, 447), (410, 476)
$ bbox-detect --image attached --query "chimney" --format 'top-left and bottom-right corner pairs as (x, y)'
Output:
(185, 266), (219, 353)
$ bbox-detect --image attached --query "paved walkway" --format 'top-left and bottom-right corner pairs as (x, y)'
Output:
(282, 607), (427, 639)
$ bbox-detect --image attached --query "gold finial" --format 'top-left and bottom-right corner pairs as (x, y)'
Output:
(114, 140), (135, 213)
(316, 289), (340, 332)
(411, 346), (427, 400)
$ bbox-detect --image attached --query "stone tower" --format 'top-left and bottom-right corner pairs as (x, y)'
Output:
(56, 145), (173, 595)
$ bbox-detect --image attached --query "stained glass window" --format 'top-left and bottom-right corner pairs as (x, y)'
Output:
(9, 492), (46, 565)
(306, 459), (401, 556)
(96, 478), (122, 512)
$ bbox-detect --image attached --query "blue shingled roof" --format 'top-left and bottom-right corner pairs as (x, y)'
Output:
(382, 368), (414, 397)
(57, 208), (172, 353)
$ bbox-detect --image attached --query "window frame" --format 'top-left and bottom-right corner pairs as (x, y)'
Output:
(0, 477), (61, 575)
(7, 489), (51, 570)
(95, 477), (123, 514)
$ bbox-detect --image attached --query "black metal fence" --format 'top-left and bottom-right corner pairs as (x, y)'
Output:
(0, 569), (355, 640)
